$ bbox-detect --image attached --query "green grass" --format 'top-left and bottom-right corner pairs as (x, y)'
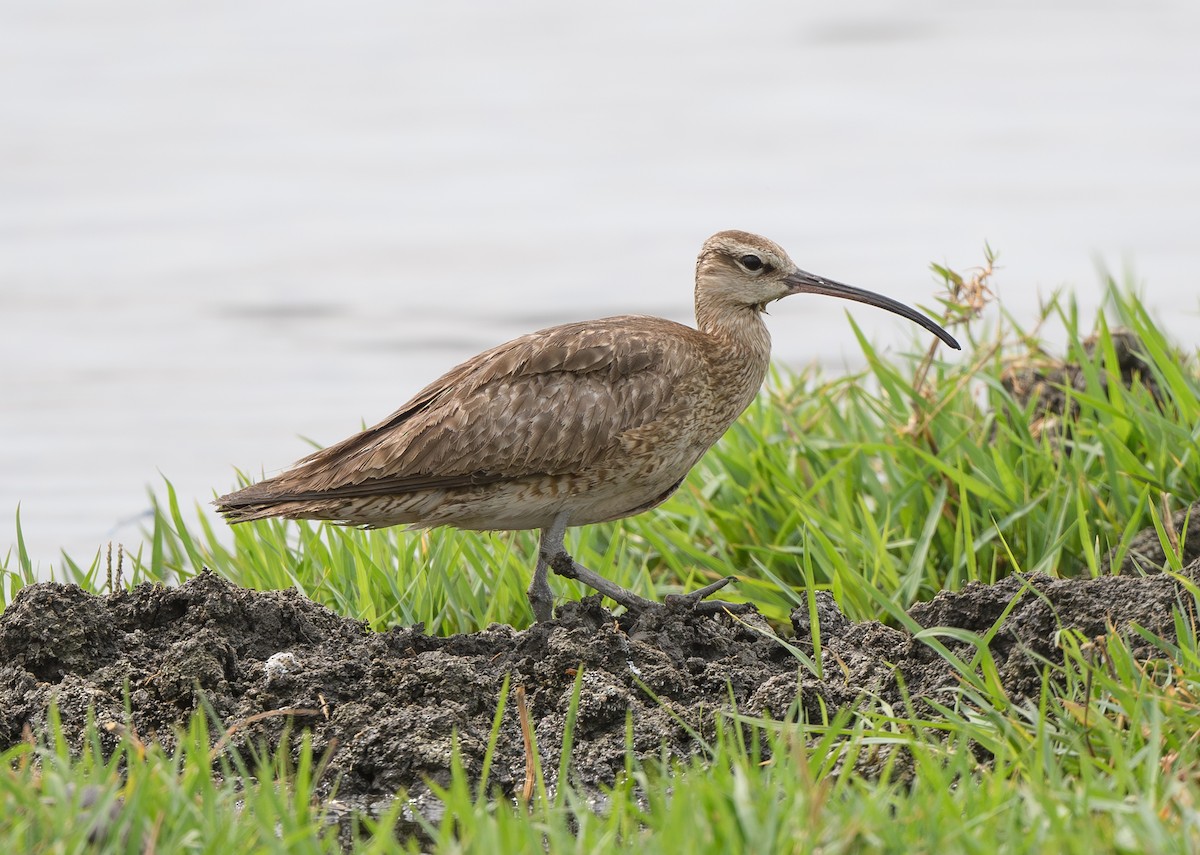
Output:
(4, 270), (1200, 851)
(1, 708), (346, 853)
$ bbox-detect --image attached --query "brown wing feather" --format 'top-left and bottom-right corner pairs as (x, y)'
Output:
(218, 315), (697, 506)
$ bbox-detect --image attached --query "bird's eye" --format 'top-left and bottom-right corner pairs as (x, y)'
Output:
(740, 254), (764, 272)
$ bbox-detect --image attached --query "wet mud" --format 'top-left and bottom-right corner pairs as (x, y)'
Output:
(1, 563), (1194, 837)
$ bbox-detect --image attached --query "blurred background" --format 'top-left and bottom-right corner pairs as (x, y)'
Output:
(3, 0), (1199, 567)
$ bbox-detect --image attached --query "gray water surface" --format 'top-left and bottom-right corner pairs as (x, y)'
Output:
(3, 1), (1199, 567)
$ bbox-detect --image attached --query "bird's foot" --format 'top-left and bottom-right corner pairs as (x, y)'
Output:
(543, 552), (753, 618)
(663, 575), (756, 616)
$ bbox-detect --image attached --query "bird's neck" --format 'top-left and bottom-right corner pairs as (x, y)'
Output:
(696, 296), (772, 357)
(694, 296), (773, 396)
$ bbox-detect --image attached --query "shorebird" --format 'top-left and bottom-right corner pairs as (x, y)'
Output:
(216, 231), (960, 622)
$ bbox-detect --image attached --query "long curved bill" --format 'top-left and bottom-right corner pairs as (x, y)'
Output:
(784, 270), (961, 350)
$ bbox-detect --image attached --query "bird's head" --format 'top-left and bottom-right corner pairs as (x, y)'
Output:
(695, 230), (960, 350)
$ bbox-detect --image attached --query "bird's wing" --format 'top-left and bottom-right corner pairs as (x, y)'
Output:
(260, 316), (696, 499)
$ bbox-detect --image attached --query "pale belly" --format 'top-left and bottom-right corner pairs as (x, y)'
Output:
(405, 463), (693, 531)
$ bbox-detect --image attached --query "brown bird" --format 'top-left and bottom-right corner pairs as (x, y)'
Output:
(216, 231), (959, 622)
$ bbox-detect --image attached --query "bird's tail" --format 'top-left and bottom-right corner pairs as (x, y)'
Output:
(213, 480), (332, 524)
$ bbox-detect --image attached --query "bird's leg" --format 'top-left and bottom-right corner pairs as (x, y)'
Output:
(527, 550), (555, 624)
(547, 551), (661, 613)
(537, 514), (753, 617)
(536, 514), (658, 616)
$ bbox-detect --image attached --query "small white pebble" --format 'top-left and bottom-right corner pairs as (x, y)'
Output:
(264, 651), (298, 682)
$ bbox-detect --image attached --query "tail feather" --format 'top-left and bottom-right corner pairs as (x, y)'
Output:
(214, 480), (326, 523)
(213, 499), (289, 524)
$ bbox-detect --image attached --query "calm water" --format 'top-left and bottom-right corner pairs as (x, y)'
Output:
(3, 0), (1200, 568)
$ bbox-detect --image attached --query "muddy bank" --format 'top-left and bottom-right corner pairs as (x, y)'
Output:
(1, 564), (1194, 833)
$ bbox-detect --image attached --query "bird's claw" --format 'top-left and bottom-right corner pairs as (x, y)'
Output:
(663, 576), (755, 615)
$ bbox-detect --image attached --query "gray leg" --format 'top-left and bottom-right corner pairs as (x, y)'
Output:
(547, 552), (661, 613)
(527, 548), (555, 624)
(535, 512), (754, 618)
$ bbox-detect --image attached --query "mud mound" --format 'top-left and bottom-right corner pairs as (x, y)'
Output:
(1001, 327), (1166, 438)
(1, 567), (1194, 829)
